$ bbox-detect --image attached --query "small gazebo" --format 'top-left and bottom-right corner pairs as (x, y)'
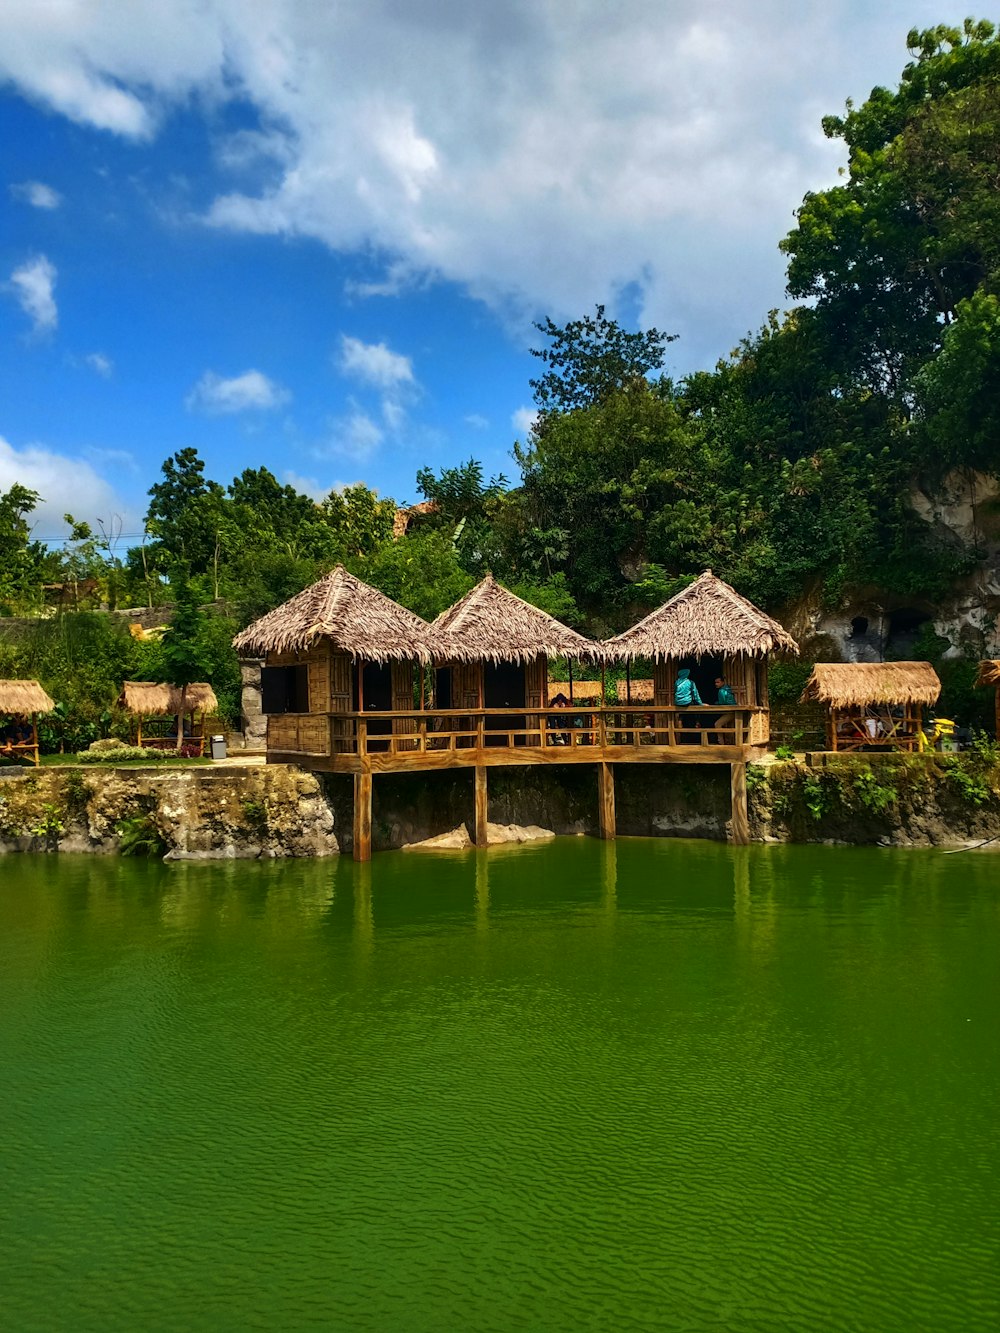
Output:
(119, 681), (219, 752)
(232, 564), (439, 758)
(0, 679), (55, 766)
(974, 660), (1000, 739)
(431, 575), (603, 745)
(799, 662), (941, 751)
(602, 571), (797, 744)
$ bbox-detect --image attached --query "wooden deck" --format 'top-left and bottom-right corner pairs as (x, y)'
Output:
(265, 705), (761, 860)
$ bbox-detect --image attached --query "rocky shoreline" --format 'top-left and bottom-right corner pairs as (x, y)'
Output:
(1, 752), (999, 858)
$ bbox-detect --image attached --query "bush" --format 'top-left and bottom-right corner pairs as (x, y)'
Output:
(116, 814), (167, 857)
(78, 745), (181, 764)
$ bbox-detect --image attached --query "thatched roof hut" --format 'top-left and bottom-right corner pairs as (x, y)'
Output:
(0, 680), (55, 714)
(547, 679), (604, 703)
(119, 682), (218, 715)
(232, 565), (438, 663)
(603, 571), (797, 661)
(800, 662), (941, 709)
(433, 574), (602, 664)
(975, 660), (1000, 688)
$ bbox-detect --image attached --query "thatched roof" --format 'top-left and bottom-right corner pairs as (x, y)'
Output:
(603, 571), (798, 661)
(0, 679), (55, 715)
(548, 679), (604, 703)
(975, 660), (1000, 688)
(119, 682), (219, 715)
(232, 565), (438, 663)
(800, 662), (941, 708)
(614, 678), (654, 702)
(433, 574), (602, 664)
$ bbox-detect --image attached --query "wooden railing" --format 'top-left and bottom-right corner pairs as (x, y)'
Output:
(267, 706), (763, 759)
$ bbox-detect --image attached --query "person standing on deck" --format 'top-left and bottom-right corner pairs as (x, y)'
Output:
(674, 667), (702, 735)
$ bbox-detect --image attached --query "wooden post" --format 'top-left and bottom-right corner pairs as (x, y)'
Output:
(474, 766), (488, 848)
(730, 761), (749, 846)
(31, 713), (39, 767)
(598, 762), (616, 840)
(353, 767), (373, 863)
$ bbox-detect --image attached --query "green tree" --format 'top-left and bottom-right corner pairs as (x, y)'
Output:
(529, 305), (677, 419)
(0, 484), (46, 612)
(160, 579), (214, 747)
(320, 484), (396, 556)
(144, 448), (227, 577)
(781, 19), (1000, 404)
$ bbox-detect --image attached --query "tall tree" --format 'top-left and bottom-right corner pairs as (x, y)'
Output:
(160, 578), (213, 748)
(529, 305), (677, 419)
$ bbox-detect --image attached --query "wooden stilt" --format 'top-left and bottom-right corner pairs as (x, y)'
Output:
(353, 766), (373, 862)
(730, 761), (749, 846)
(474, 766), (488, 848)
(598, 761), (616, 840)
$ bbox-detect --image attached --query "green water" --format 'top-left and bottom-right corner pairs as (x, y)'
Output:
(1, 841), (998, 1332)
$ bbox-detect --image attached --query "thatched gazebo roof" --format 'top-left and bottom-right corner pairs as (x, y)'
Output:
(232, 565), (438, 663)
(603, 571), (798, 662)
(0, 680), (55, 715)
(547, 679), (604, 703)
(975, 660), (1000, 688)
(614, 678), (654, 702)
(433, 574), (602, 664)
(800, 662), (941, 709)
(119, 682), (218, 716)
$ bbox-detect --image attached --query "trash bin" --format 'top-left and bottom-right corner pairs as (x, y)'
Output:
(210, 735), (227, 761)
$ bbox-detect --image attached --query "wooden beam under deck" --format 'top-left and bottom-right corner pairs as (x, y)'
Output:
(267, 744), (754, 774)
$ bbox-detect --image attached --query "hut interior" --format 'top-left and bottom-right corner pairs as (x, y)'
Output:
(119, 682), (219, 752)
(0, 679), (55, 766)
(799, 662), (941, 751)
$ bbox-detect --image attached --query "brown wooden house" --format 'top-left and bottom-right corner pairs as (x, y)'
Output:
(430, 575), (603, 748)
(232, 565), (438, 761)
(602, 571), (797, 747)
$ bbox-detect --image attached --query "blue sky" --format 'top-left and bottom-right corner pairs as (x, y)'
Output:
(0, 0), (970, 542)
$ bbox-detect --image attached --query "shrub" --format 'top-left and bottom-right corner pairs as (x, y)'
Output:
(116, 814), (167, 857)
(78, 745), (180, 764)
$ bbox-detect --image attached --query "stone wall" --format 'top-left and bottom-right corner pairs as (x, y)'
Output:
(0, 764), (338, 859)
(4, 752), (998, 858)
(750, 752), (1000, 847)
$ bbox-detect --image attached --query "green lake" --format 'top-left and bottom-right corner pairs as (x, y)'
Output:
(1, 840), (998, 1331)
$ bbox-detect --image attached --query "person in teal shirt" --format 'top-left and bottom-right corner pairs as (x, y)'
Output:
(674, 668), (702, 738)
(714, 676), (736, 705)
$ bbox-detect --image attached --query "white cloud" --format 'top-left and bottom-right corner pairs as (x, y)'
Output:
(282, 470), (328, 502)
(85, 352), (114, 378)
(8, 255), (57, 335)
(338, 335), (415, 390)
(186, 368), (290, 414)
(511, 406), (538, 438)
(0, 0), (962, 368)
(0, 434), (131, 532)
(10, 180), (62, 209)
(464, 413), (489, 431)
(323, 407), (384, 461)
